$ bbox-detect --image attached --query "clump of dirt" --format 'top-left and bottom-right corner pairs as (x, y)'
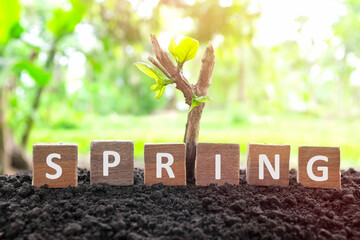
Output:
(1, 168), (360, 239)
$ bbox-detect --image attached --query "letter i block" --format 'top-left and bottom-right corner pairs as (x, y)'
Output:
(246, 143), (290, 187)
(144, 143), (186, 186)
(90, 140), (134, 185)
(196, 143), (240, 185)
(32, 143), (78, 188)
(298, 146), (340, 189)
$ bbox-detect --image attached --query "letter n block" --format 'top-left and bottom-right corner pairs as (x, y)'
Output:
(32, 143), (78, 188)
(90, 140), (134, 185)
(246, 143), (290, 187)
(144, 143), (186, 186)
(196, 143), (240, 185)
(298, 146), (340, 189)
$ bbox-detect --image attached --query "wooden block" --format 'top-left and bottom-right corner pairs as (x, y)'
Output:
(90, 140), (134, 185)
(195, 143), (239, 186)
(32, 143), (78, 188)
(298, 146), (340, 189)
(144, 143), (186, 186)
(246, 143), (290, 187)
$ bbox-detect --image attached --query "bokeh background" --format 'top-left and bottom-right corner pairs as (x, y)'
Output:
(1, 0), (359, 174)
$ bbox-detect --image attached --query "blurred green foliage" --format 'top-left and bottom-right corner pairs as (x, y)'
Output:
(0, 0), (360, 167)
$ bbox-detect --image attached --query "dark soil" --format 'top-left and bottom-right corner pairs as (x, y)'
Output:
(1, 168), (360, 240)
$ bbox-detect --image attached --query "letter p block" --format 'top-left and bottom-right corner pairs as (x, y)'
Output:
(144, 143), (186, 186)
(90, 140), (134, 185)
(33, 143), (78, 188)
(298, 146), (340, 189)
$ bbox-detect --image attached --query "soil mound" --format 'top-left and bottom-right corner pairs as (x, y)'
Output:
(1, 168), (360, 239)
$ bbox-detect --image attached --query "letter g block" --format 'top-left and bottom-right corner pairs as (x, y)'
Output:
(32, 143), (78, 188)
(298, 146), (340, 189)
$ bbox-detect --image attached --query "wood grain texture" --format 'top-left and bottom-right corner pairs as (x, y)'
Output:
(246, 143), (290, 187)
(298, 146), (341, 189)
(195, 143), (239, 186)
(90, 140), (134, 185)
(144, 143), (186, 186)
(32, 143), (77, 188)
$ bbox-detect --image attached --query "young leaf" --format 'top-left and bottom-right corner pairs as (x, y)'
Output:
(189, 94), (213, 111)
(195, 95), (213, 102)
(190, 98), (200, 111)
(134, 62), (162, 80)
(175, 37), (199, 67)
(168, 37), (199, 68)
(168, 38), (177, 62)
(154, 86), (165, 99)
(151, 84), (162, 91)
(163, 79), (174, 85)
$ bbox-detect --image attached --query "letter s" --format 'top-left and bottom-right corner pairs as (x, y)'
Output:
(46, 153), (62, 180)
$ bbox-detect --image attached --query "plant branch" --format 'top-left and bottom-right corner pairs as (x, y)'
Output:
(195, 42), (215, 96)
(150, 34), (193, 105)
(148, 56), (171, 79)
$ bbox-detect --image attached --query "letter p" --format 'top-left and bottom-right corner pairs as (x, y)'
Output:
(103, 151), (121, 176)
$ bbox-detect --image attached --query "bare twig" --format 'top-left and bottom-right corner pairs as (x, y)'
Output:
(148, 56), (171, 79)
(195, 42), (215, 96)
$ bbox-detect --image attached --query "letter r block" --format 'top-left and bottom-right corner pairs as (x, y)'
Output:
(32, 143), (78, 188)
(90, 140), (134, 185)
(144, 143), (186, 186)
(246, 143), (290, 187)
(298, 146), (340, 189)
(196, 143), (240, 185)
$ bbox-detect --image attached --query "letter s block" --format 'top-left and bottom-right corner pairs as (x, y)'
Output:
(90, 140), (134, 185)
(32, 143), (78, 188)
(144, 143), (186, 186)
(298, 146), (340, 189)
(246, 143), (290, 187)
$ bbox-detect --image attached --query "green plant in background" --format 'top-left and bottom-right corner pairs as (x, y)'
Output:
(135, 34), (215, 182)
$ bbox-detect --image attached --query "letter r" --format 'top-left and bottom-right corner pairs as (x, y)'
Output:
(156, 153), (175, 178)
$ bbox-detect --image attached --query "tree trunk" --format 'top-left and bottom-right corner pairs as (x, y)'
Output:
(238, 47), (245, 102)
(184, 103), (204, 183)
(0, 88), (7, 175)
(21, 87), (43, 147)
(20, 42), (55, 148)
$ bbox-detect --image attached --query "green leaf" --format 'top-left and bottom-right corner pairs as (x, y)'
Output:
(151, 84), (162, 91)
(14, 61), (51, 87)
(168, 37), (199, 68)
(190, 94), (213, 111)
(154, 86), (165, 99)
(190, 98), (200, 111)
(134, 62), (163, 80)
(195, 95), (213, 102)
(176, 37), (199, 63)
(47, 0), (90, 39)
(168, 38), (177, 61)
(0, 0), (21, 46)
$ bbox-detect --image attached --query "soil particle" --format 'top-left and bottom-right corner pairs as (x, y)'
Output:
(64, 223), (82, 235)
(1, 168), (360, 239)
